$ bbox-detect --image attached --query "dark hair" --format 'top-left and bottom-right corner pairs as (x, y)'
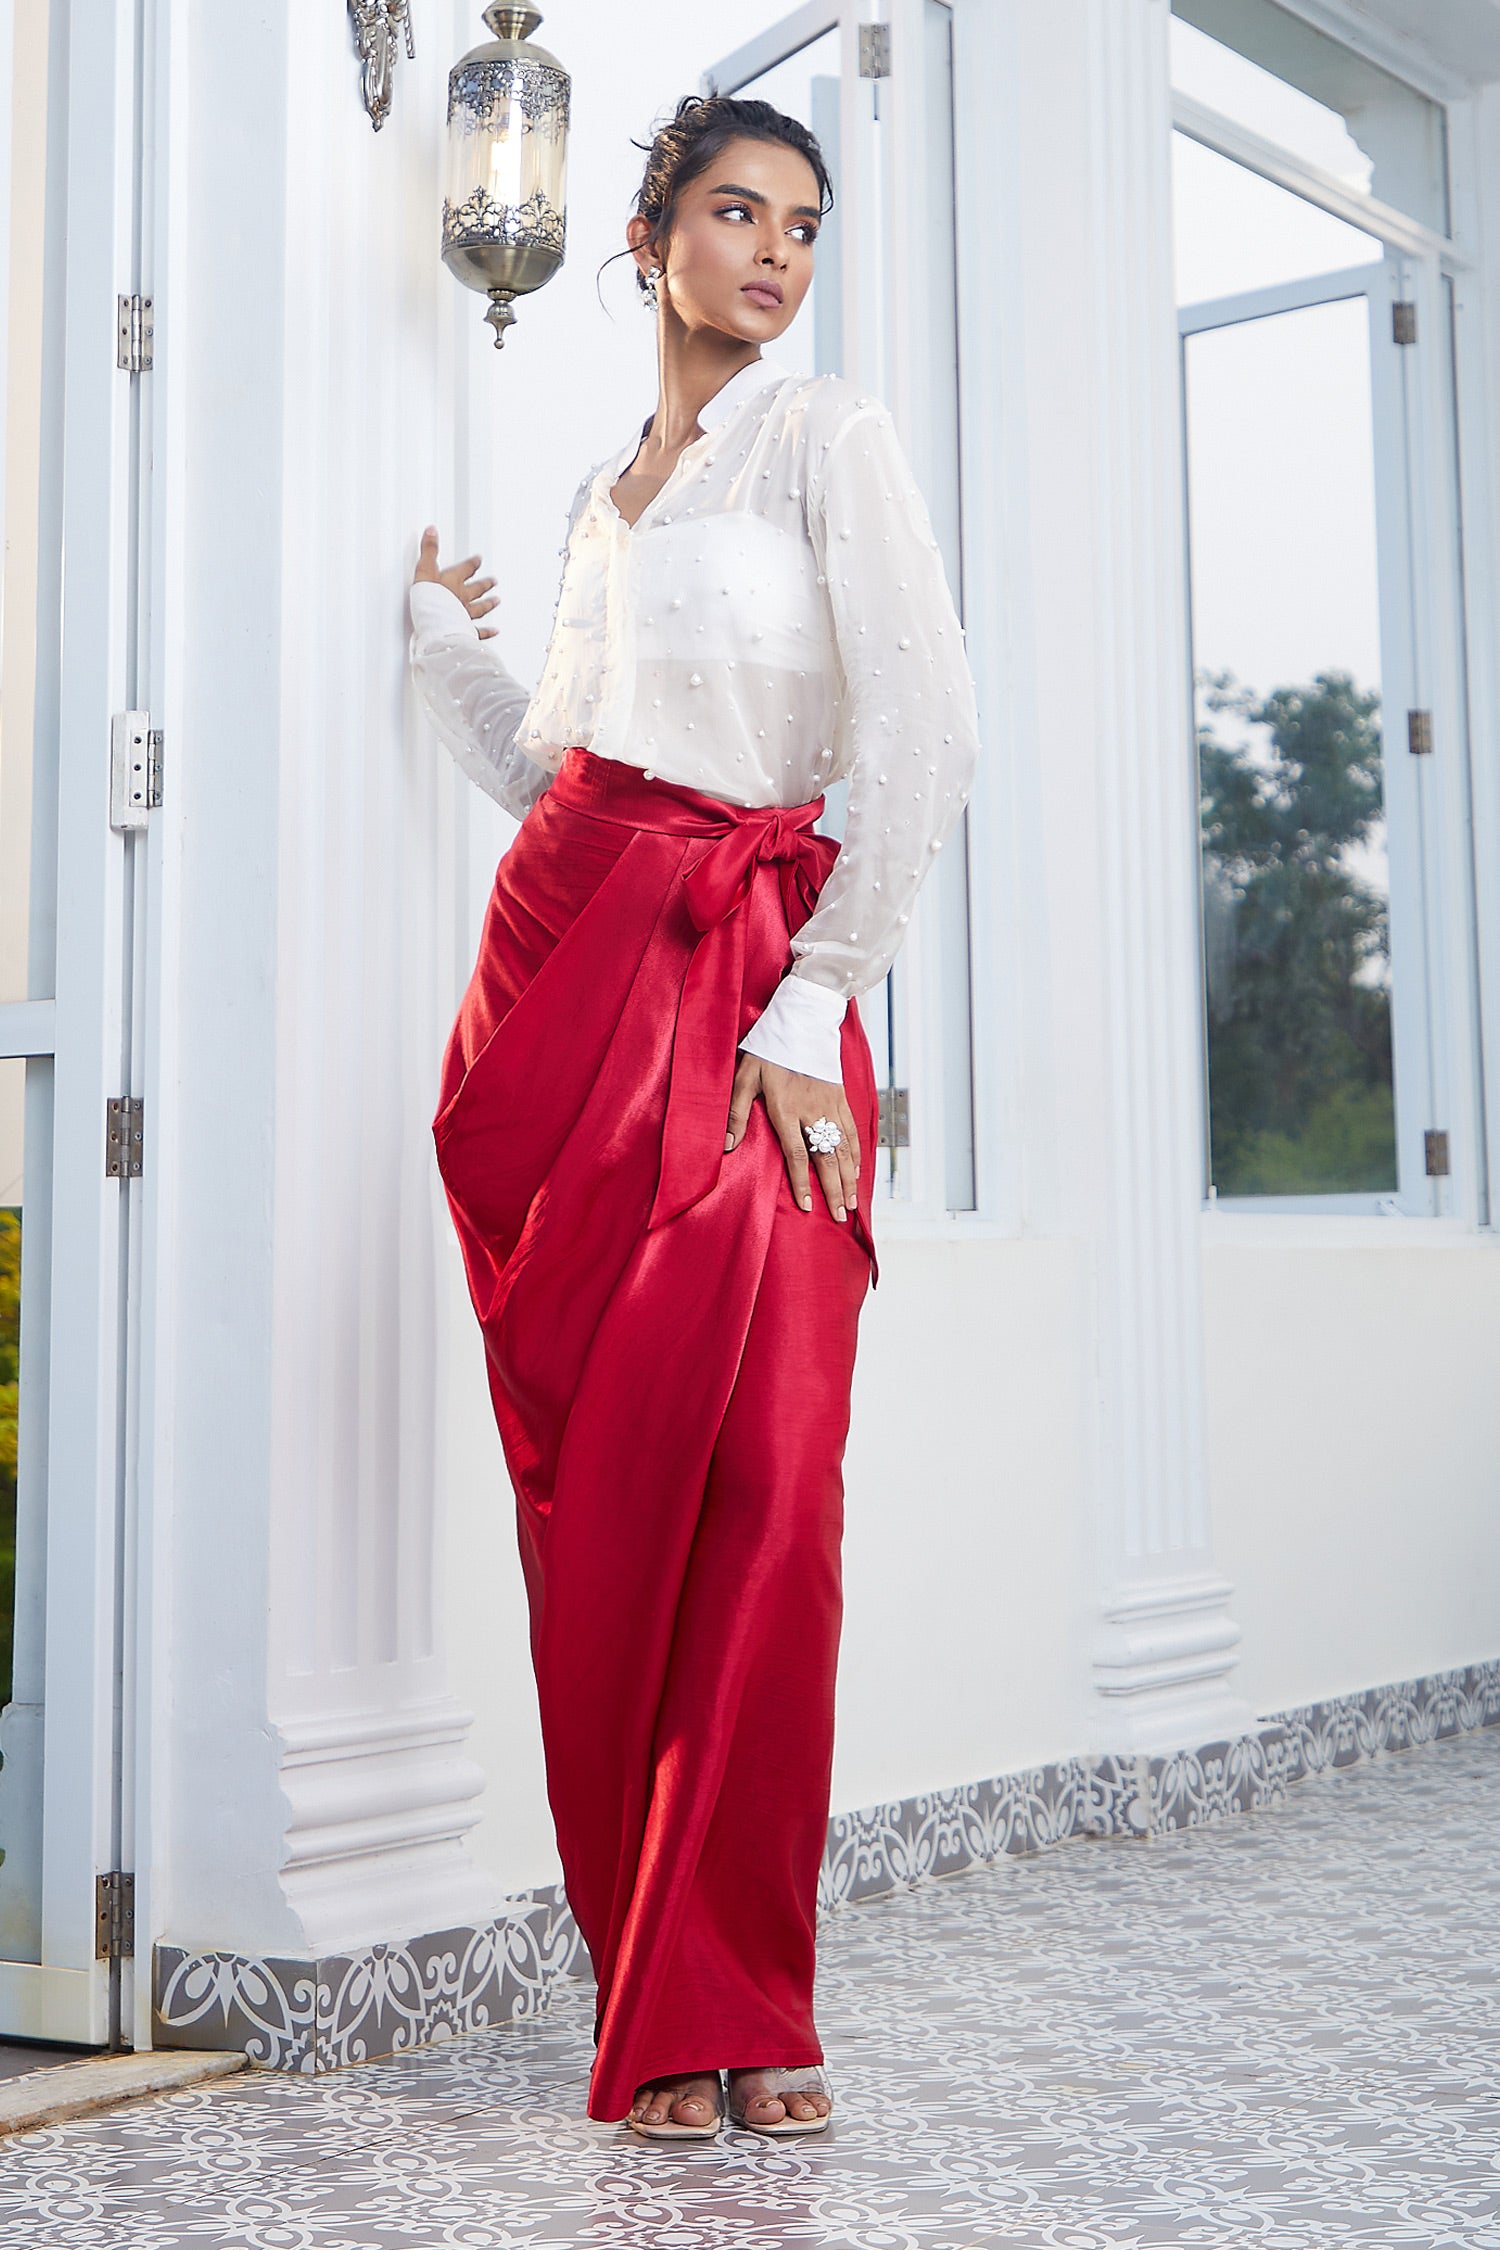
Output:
(599, 93), (834, 302)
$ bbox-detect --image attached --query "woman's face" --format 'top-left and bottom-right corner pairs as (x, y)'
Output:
(633, 134), (822, 345)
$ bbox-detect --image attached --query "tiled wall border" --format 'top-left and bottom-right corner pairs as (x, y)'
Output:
(153, 1888), (585, 2075)
(154, 1657), (1500, 2070)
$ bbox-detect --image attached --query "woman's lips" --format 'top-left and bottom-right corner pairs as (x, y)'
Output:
(741, 283), (783, 307)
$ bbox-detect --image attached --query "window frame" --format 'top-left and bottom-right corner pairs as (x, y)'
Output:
(702, 0), (990, 1235)
(1172, 73), (1488, 1230)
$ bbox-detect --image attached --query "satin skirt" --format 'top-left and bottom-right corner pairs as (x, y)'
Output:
(433, 746), (879, 2121)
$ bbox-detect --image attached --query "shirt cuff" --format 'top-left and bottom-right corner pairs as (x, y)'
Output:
(738, 974), (848, 1083)
(408, 578), (478, 642)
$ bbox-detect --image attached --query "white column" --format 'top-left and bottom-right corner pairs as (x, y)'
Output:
(261, 0), (500, 1953)
(155, 0), (502, 1963)
(1076, 0), (1256, 1751)
(955, 0), (1256, 1753)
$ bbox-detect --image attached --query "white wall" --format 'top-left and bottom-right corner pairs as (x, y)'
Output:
(1204, 1238), (1500, 1714)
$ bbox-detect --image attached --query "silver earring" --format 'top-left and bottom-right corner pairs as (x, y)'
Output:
(643, 266), (661, 310)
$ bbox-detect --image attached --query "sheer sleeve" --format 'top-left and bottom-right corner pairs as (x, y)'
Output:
(738, 398), (981, 1082)
(407, 472), (594, 822)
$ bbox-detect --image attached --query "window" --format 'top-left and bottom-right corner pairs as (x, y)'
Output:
(705, 4), (977, 1216)
(1172, 6), (1477, 1214)
(1171, 0), (1448, 232)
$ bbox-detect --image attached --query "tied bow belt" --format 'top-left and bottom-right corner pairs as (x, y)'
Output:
(552, 747), (840, 1234)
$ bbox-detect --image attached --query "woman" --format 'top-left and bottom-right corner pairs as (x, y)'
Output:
(409, 93), (979, 2140)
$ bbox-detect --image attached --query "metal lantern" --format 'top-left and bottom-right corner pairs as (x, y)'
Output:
(442, 5), (570, 350)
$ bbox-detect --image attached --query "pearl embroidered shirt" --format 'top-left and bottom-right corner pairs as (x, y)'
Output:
(407, 354), (981, 1083)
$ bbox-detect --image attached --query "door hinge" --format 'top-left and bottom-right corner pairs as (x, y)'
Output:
(106, 1096), (145, 1181)
(116, 292), (154, 372)
(110, 710), (163, 829)
(1392, 300), (1417, 345)
(1407, 708), (1433, 756)
(878, 1085), (909, 1148)
(858, 23), (891, 77)
(1424, 1128), (1450, 1177)
(95, 1871), (136, 1960)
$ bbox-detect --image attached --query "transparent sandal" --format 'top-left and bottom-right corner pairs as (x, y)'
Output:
(726, 2064), (833, 2136)
(626, 2071), (725, 2141)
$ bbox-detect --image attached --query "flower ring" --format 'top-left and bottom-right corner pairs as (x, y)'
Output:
(803, 1116), (844, 1156)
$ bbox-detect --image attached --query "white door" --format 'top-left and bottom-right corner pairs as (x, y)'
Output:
(0, 0), (150, 2046)
(702, 2), (979, 1217)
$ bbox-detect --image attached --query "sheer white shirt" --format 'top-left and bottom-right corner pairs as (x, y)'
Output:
(407, 354), (980, 1083)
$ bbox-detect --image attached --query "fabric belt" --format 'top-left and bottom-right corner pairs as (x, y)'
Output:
(549, 748), (838, 1232)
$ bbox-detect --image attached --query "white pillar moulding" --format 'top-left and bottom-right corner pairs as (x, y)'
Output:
(1077, 0), (1255, 1753)
(261, 0), (501, 1956)
(954, 0), (1256, 1755)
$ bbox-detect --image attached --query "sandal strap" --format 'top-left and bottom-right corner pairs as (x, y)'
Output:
(727, 2063), (831, 2117)
(732, 2065), (827, 2091)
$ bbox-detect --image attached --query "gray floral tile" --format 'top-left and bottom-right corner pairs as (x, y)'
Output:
(153, 1658), (1500, 2080)
(13, 1727), (1500, 2250)
(154, 1886), (582, 2071)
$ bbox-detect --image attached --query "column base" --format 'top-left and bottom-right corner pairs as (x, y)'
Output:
(274, 1701), (502, 1957)
(1090, 1570), (1259, 1754)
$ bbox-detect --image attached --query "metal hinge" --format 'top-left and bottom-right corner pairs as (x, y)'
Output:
(1424, 1129), (1450, 1178)
(1407, 709), (1433, 756)
(110, 711), (163, 829)
(858, 23), (891, 77)
(106, 1097), (145, 1181)
(1393, 301), (1417, 345)
(116, 292), (154, 372)
(878, 1085), (909, 1149)
(95, 1871), (136, 1960)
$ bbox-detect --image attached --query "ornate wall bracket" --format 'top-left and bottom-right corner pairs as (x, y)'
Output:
(348, 0), (415, 131)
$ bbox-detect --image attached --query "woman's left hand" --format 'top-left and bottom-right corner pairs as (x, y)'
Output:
(724, 1054), (861, 1223)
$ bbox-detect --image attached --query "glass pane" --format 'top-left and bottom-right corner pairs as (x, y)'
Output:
(1184, 297), (1397, 1197)
(0, 1063), (23, 1712)
(0, 1055), (47, 1963)
(1174, 131), (1382, 306)
(923, 0), (974, 1210)
(719, 28), (842, 381)
(2, 4), (55, 1005)
(1170, 0), (1448, 233)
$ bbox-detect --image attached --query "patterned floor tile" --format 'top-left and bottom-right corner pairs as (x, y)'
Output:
(2, 1728), (1497, 2249)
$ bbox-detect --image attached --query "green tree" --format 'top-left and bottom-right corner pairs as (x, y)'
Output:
(1198, 670), (1396, 1196)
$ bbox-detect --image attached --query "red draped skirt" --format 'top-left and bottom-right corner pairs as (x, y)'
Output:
(433, 746), (879, 2121)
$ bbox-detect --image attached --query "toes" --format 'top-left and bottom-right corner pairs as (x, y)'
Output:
(632, 2074), (719, 2128)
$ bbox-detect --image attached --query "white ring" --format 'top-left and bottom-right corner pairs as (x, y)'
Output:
(803, 1116), (843, 1155)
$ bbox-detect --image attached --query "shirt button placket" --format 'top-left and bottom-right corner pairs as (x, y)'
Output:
(595, 515), (638, 758)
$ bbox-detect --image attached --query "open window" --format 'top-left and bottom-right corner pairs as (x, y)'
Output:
(702, 1), (978, 1217)
(1172, 4), (1480, 1217)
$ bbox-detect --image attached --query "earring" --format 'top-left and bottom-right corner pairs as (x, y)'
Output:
(643, 265), (661, 310)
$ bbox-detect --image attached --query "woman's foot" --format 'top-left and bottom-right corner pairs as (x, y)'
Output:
(726, 2065), (832, 2131)
(627, 2071), (724, 2135)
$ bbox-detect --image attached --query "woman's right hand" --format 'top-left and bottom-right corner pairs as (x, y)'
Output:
(414, 526), (500, 641)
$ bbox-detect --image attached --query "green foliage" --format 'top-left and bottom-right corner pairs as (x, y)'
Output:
(0, 1208), (16, 1711)
(1198, 671), (1396, 1198)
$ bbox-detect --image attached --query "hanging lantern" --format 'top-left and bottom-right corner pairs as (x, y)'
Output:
(442, 5), (570, 350)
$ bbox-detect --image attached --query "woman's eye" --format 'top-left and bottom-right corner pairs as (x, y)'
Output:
(714, 202), (816, 243)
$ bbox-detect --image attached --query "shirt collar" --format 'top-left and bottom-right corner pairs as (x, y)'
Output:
(624, 354), (794, 457)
